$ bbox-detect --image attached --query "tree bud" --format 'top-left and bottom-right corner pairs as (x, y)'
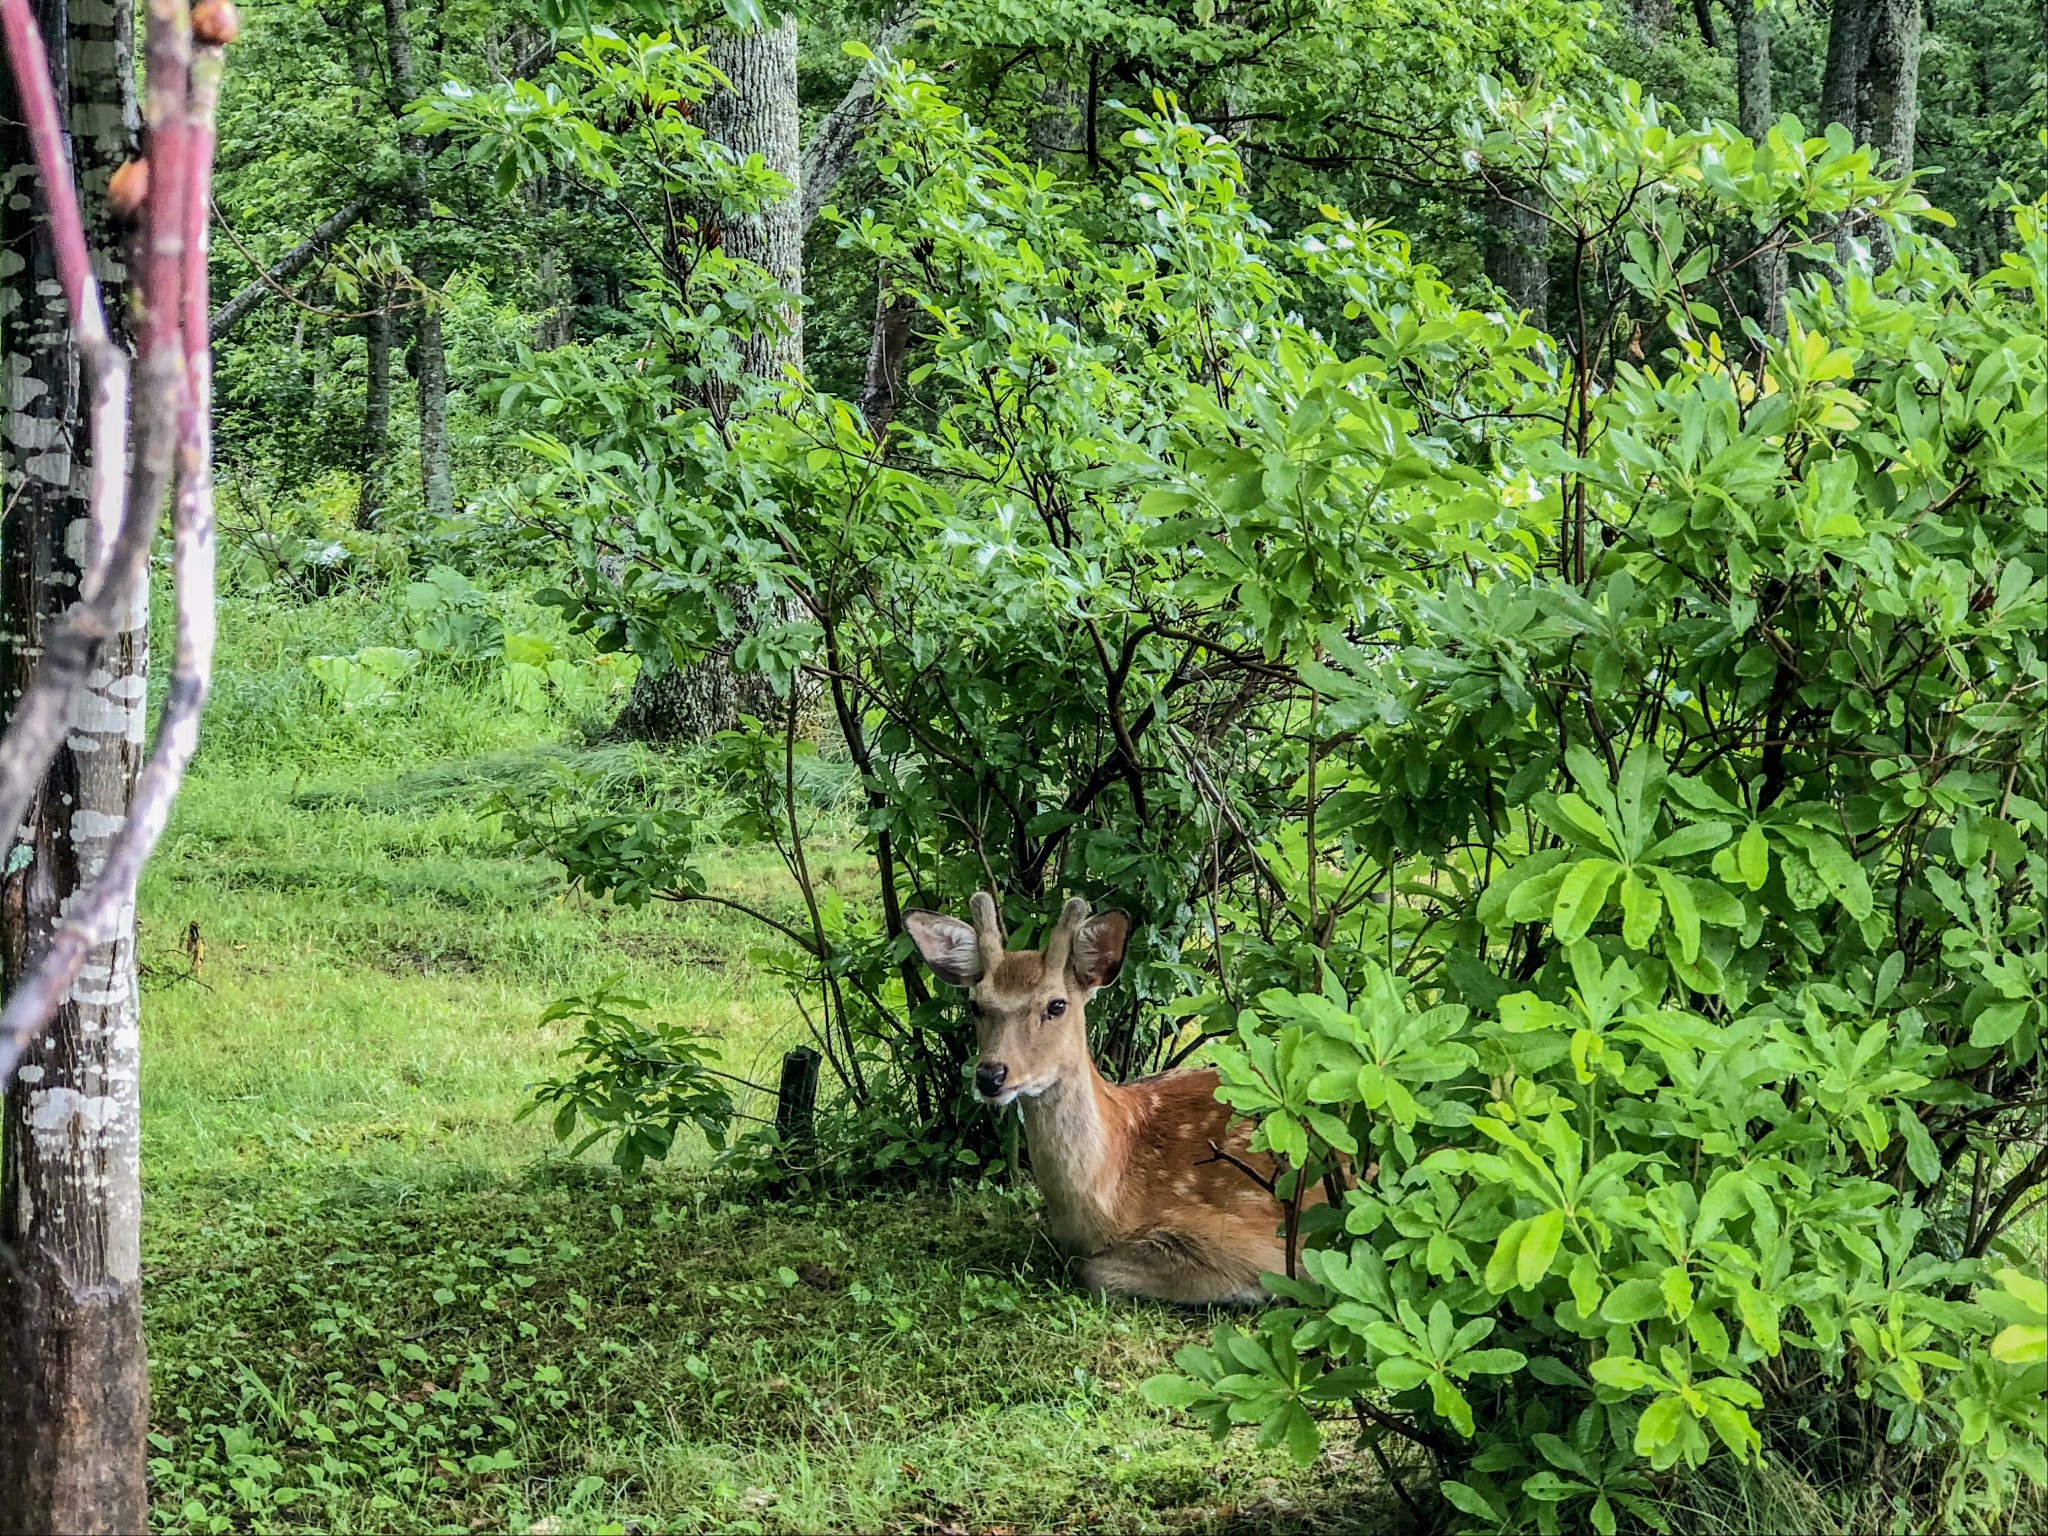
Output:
(108, 159), (149, 216)
(192, 0), (240, 46)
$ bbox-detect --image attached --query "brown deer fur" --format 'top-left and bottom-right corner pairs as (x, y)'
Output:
(905, 893), (1320, 1306)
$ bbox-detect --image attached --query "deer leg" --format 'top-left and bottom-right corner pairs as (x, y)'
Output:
(1079, 1236), (1269, 1309)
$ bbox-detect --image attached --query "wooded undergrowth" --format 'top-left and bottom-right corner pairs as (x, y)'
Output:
(2, 0), (2042, 1528)
(465, 57), (2047, 1530)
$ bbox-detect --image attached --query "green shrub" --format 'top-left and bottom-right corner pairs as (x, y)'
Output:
(470, 52), (2044, 1524)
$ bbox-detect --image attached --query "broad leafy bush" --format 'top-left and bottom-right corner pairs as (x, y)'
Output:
(472, 46), (2045, 1522)
(1134, 95), (2047, 1533)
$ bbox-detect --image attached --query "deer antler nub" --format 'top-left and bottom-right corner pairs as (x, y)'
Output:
(968, 890), (1007, 962)
(1042, 895), (1090, 975)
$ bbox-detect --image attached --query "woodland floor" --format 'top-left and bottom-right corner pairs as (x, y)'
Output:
(136, 590), (1403, 1535)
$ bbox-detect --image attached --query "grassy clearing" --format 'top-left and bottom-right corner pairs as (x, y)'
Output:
(139, 588), (1394, 1534)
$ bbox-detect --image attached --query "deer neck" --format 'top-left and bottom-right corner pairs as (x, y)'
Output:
(1019, 1053), (1126, 1253)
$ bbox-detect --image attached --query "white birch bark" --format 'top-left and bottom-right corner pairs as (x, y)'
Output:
(0, 0), (148, 1523)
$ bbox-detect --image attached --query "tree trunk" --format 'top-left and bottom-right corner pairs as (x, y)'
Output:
(414, 256), (453, 517)
(532, 176), (574, 350)
(1822, 0), (1918, 262)
(1733, 0), (1786, 336)
(380, 0), (453, 518)
(619, 12), (802, 744)
(1854, 0), (1920, 175)
(860, 281), (916, 434)
(1630, 0), (1675, 40)
(0, 0), (149, 1527)
(1821, 0), (1866, 139)
(700, 13), (801, 374)
(359, 288), (392, 528)
(1483, 188), (1550, 321)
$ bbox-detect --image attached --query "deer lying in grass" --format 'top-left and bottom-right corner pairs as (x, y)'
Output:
(906, 893), (1322, 1306)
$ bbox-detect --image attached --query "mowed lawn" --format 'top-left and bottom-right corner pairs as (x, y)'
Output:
(135, 592), (1396, 1535)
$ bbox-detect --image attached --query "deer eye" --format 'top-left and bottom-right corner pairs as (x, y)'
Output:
(1045, 998), (1068, 1019)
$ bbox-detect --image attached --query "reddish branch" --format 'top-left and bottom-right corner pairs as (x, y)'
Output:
(0, 0), (230, 1081)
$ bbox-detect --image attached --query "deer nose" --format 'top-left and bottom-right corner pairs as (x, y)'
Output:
(975, 1061), (1008, 1098)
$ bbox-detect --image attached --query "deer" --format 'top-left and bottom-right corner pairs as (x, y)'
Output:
(905, 892), (1326, 1306)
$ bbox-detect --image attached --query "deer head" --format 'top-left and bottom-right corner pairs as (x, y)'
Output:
(905, 893), (1130, 1106)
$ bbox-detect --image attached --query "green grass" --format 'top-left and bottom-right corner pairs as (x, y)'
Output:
(139, 588), (1397, 1534)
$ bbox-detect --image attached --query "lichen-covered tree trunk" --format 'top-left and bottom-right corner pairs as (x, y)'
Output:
(1822, 0), (1919, 262)
(380, 0), (454, 519)
(1854, 0), (1920, 175)
(1821, 0), (1866, 138)
(701, 13), (801, 374)
(1732, 0), (1786, 335)
(619, 12), (801, 744)
(0, 0), (148, 1526)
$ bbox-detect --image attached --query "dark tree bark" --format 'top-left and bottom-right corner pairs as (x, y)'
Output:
(1855, 0), (1920, 175)
(1822, 0), (1920, 263)
(1483, 188), (1550, 321)
(860, 281), (916, 434)
(1630, 0), (1676, 39)
(358, 287), (392, 527)
(0, 0), (148, 1527)
(1821, 0), (1867, 138)
(380, 0), (453, 517)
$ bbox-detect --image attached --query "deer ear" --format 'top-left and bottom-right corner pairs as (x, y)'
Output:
(1068, 911), (1129, 992)
(904, 911), (984, 988)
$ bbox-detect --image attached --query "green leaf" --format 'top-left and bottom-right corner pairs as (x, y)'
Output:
(1601, 1279), (1666, 1324)
(1518, 1209), (1565, 1290)
(1589, 1354), (1661, 1391)
(1650, 867), (1701, 963)
(1991, 1326), (2046, 1365)
(1552, 859), (1621, 942)
(1486, 1218), (1531, 1294)
(1283, 1402), (1323, 1467)
(1736, 823), (1769, 888)
(1619, 871), (1662, 950)
(1375, 1356), (1430, 1391)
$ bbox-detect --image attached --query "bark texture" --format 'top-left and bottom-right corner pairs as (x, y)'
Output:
(381, 0), (453, 517)
(700, 14), (801, 374)
(1822, 0), (1921, 170)
(1821, 0), (1921, 263)
(860, 281), (915, 434)
(1854, 0), (1920, 175)
(1732, 0), (1787, 339)
(798, 7), (915, 233)
(1483, 188), (1550, 321)
(0, 0), (149, 1526)
(620, 13), (802, 744)
(358, 288), (392, 527)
